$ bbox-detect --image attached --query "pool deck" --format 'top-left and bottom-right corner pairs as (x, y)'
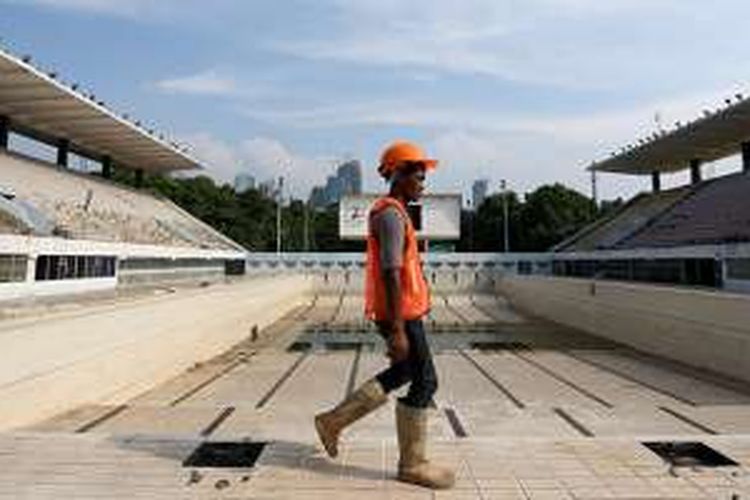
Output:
(4, 294), (750, 499)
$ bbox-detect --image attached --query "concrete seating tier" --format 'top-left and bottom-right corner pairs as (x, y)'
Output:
(0, 152), (240, 250)
(558, 186), (690, 251)
(0, 211), (23, 234)
(620, 172), (750, 248)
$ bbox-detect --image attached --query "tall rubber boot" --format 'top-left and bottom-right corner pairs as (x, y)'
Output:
(315, 378), (387, 458)
(396, 401), (455, 489)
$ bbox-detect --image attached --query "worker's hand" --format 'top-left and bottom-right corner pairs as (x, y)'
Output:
(387, 324), (409, 363)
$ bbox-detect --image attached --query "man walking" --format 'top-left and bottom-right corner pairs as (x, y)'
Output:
(314, 141), (454, 490)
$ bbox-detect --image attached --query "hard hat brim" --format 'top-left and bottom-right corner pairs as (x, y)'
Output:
(378, 158), (438, 178)
(423, 159), (438, 170)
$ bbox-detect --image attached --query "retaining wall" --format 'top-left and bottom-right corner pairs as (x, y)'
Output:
(498, 275), (750, 384)
(0, 274), (312, 430)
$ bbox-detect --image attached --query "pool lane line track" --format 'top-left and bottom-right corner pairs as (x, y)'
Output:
(255, 352), (310, 409)
(444, 407), (468, 438)
(562, 350), (697, 407)
(75, 405), (129, 433)
(170, 358), (248, 407)
(659, 406), (719, 435)
(345, 344), (363, 397)
(511, 350), (614, 409)
(553, 407), (594, 437)
(459, 349), (526, 409)
(200, 406), (236, 437)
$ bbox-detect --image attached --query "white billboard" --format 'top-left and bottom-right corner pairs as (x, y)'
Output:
(339, 194), (461, 240)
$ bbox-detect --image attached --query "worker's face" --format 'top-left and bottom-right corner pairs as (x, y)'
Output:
(399, 163), (427, 202)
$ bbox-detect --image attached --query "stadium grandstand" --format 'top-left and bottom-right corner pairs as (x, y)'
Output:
(0, 46), (246, 301)
(1, 45), (750, 499)
(552, 100), (750, 294)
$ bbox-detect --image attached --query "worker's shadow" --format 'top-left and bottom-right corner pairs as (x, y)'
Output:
(113, 435), (386, 483)
(257, 440), (387, 482)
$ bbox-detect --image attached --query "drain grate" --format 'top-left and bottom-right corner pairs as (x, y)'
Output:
(643, 441), (738, 467)
(325, 342), (363, 351)
(470, 341), (527, 351)
(183, 442), (267, 468)
(287, 341), (312, 352)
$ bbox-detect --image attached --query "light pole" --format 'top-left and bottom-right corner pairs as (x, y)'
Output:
(501, 179), (509, 253)
(303, 199), (309, 252)
(591, 169), (598, 217)
(467, 198), (474, 251)
(276, 175), (284, 255)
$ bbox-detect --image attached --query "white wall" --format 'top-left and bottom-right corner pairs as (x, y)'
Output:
(0, 234), (246, 301)
(0, 274), (312, 430)
(499, 275), (750, 384)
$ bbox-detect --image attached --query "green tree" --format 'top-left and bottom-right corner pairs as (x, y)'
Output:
(515, 184), (596, 251)
(471, 192), (522, 251)
(109, 169), (604, 254)
(466, 183), (597, 252)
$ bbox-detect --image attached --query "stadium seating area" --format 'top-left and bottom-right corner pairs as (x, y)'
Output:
(0, 209), (21, 235)
(558, 172), (750, 250)
(619, 171), (750, 248)
(0, 152), (241, 251)
(556, 186), (691, 251)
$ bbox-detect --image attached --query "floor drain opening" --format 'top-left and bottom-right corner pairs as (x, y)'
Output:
(325, 342), (364, 351)
(287, 341), (312, 352)
(470, 341), (527, 351)
(643, 441), (738, 468)
(183, 442), (267, 468)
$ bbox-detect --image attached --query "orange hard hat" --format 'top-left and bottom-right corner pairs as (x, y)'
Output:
(378, 140), (437, 179)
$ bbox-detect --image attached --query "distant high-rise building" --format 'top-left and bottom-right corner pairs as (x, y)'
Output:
(234, 173), (256, 193)
(324, 175), (343, 206)
(258, 178), (277, 197)
(472, 179), (489, 210)
(337, 160), (363, 196)
(309, 186), (326, 208)
(309, 159), (363, 208)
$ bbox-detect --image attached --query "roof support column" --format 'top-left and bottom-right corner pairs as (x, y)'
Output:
(651, 171), (661, 192)
(56, 138), (69, 168)
(135, 168), (144, 188)
(0, 116), (8, 150)
(101, 155), (113, 179)
(690, 158), (703, 184)
(742, 142), (750, 173)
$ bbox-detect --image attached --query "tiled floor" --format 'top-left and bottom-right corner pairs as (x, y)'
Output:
(7, 294), (750, 498)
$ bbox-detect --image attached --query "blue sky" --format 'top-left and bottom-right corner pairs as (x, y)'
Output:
(2, 0), (750, 201)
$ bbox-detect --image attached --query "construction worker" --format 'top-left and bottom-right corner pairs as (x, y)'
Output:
(315, 141), (455, 490)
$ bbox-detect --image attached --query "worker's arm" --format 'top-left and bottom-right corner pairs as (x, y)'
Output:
(382, 267), (408, 362)
(375, 207), (409, 363)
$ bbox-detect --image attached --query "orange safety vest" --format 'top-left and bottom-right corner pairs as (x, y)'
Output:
(364, 197), (430, 321)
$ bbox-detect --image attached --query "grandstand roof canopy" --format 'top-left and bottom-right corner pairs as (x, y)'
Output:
(0, 48), (202, 172)
(590, 97), (750, 175)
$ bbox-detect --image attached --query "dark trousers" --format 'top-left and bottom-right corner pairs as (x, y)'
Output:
(375, 319), (437, 409)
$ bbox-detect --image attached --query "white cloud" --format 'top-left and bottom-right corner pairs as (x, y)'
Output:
(180, 133), (333, 198)
(268, 2), (563, 86)
(271, 0), (745, 92)
(424, 129), (667, 206)
(240, 81), (748, 201)
(245, 84), (745, 148)
(155, 70), (237, 96)
(12, 0), (166, 17)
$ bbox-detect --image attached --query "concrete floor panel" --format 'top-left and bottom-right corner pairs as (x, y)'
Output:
(7, 293), (750, 498)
